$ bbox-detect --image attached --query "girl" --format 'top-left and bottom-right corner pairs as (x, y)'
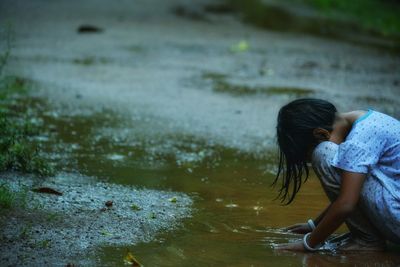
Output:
(273, 98), (400, 251)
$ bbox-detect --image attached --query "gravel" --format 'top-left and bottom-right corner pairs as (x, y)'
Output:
(0, 172), (192, 266)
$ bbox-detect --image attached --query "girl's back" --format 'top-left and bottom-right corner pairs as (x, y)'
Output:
(331, 110), (400, 200)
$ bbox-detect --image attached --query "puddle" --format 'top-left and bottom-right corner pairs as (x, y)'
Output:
(9, 92), (400, 266)
(202, 72), (314, 97)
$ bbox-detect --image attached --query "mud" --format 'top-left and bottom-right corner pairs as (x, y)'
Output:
(0, 172), (192, 266)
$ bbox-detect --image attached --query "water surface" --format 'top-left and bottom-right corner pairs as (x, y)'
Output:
(25, 97), (400, 266)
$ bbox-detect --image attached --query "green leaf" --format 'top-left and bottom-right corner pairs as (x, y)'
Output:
(230, 40), (249, 53)
(168, 196), (178, 203)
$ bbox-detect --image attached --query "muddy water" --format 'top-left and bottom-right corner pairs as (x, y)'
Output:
(23, 97), (400, 267)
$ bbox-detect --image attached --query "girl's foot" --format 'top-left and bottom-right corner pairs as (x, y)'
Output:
(323, 233), (386, 251)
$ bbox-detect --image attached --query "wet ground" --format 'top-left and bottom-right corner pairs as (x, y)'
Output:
(0, 171), (192, 266)
(1, 0), (400, 266)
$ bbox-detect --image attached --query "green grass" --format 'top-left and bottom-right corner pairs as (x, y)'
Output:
(0, 184), (15, 209)
(303, 0), (400, 36)
(0, 183), (28, 211)
(0, 77), (54, 177)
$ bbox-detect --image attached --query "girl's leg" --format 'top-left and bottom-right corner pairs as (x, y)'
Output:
(312, 142), (386, 250)
(361, 177), (400, 244)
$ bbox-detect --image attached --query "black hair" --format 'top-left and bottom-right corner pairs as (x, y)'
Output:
(273, 98), (337, 204)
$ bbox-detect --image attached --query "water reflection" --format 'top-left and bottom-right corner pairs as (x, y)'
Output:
(21, 97), (400, 266)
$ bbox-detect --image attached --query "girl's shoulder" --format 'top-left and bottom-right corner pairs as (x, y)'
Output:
(348, 110), (399, 140)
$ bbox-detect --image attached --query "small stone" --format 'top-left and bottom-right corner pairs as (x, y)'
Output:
(77, 25), (103, 33)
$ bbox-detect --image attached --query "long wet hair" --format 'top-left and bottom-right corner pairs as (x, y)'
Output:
(273, 98), (337, 204)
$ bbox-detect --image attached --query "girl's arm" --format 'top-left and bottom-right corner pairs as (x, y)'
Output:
(285, 205), (331, 234)
(307, 170), (366, 248)
(276, 170), (366, 251)
(314, 204), (331, 225)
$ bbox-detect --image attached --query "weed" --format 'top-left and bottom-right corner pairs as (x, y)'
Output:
(38, 239), (51, 248)
(0, 184), (29, 210)
(46, 212), (59, 221)
(19, 223), (32, 239)
(302, 0), (400, 36)
(131, 204), (142, 211)
(0, 184), (14, 209)
(0, 77), (54, 177)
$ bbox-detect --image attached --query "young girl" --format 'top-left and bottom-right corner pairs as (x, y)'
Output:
(273, 98), (400, 251)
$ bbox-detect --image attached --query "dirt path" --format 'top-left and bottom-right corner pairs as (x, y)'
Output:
(1, 0), (399, 154)
(1, 0), (400, 266)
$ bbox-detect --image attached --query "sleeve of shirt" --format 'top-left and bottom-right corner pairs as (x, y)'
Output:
(331, 141), (382, 174)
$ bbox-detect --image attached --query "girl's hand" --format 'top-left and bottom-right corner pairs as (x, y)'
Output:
(284, 223), (312, 234)
(274, 241), (305, 251)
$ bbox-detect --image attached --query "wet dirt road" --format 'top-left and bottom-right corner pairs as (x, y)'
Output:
(2, 0), (399, 153)
(1, 0), (400, 266)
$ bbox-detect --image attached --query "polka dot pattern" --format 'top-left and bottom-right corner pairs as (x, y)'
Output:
(312, 110), (400, 243)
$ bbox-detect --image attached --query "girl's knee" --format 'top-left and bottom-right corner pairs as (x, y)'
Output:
(312, 142), (338, 171)
(312, 141), (341, 187)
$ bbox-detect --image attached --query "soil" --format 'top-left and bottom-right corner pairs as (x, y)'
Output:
(0, 172), (192, 266)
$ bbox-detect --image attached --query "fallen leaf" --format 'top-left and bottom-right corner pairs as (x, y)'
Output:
(32, 187), (62, 196)
(124, 251), (142, 266)
(100, 230), (112, 236)
(168, 196), (177, 203)
(230, 40), (249, 53)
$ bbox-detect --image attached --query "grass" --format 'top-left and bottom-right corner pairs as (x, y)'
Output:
(0, 184), (15, 209)
(0, 77), (54, 211)
(226, 0), (400, 49)
(1, 27), (52, 211)
(0, 77), (54, 177)
(0, 183), (28, 211)
(301, 0), (400, 36)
